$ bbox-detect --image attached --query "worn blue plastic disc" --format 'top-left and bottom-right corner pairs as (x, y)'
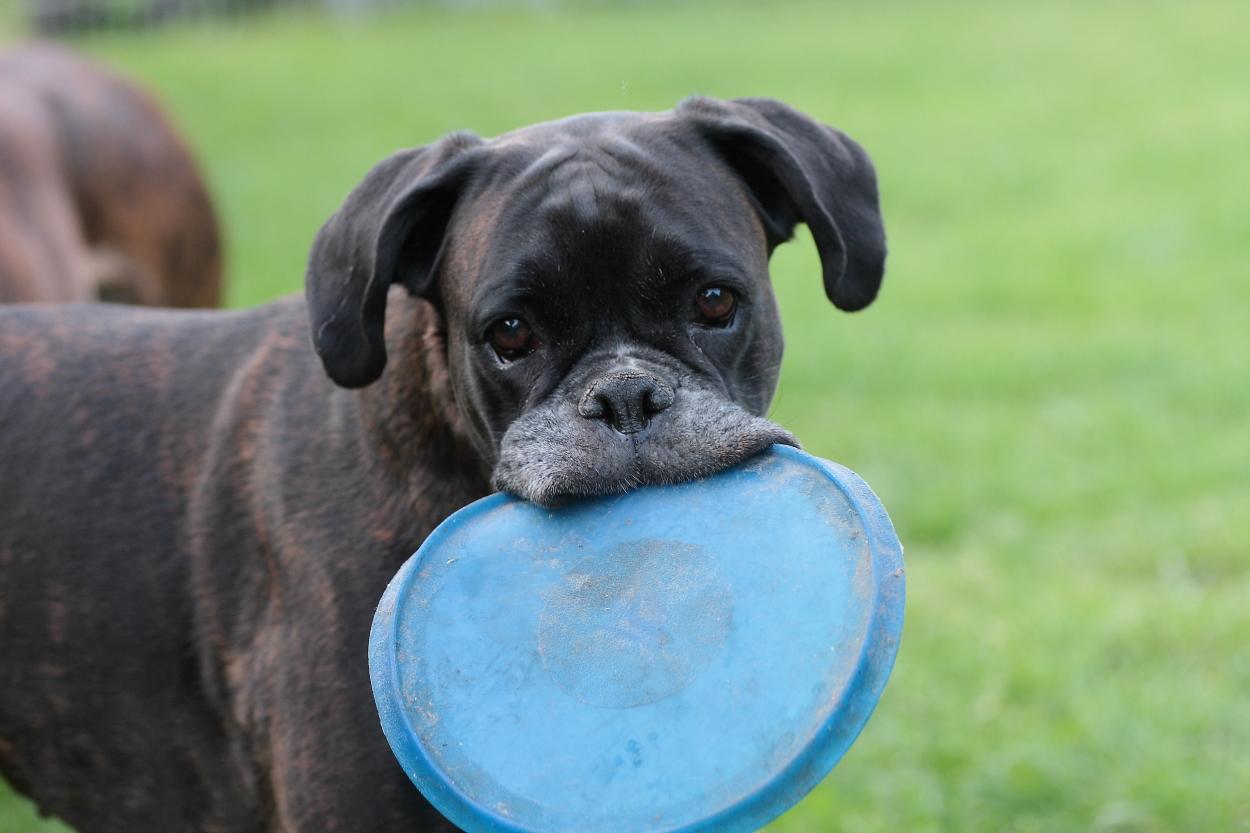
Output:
(369, 445), (904, 833)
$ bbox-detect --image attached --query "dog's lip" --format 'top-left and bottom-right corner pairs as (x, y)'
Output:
(488, 376), (799, 508)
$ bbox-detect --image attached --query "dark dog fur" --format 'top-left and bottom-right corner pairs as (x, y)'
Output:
(0, 97), (885, 832)
(0, 43), (220, 307)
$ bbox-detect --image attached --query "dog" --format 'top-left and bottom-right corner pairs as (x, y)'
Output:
(0, 43), (220, 307)
(0, 96), (885, 832)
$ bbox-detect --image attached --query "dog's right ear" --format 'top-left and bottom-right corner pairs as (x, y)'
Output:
(306, 133), (482, 389)
(678, 97), (886, 313)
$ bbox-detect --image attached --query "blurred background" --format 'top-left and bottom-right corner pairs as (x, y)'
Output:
(1, 0), (1247, 830)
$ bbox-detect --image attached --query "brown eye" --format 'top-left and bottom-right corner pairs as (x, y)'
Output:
(693, 286), (738, 327)
(489, 317), (535, 361)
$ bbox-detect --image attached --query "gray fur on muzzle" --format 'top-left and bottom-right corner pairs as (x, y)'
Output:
(491, 385), (799, 508)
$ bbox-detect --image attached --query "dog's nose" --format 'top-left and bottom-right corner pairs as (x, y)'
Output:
(578, 372), (675, 435)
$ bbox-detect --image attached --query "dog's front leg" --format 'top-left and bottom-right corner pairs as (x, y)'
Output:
(252, 622), (462, 832)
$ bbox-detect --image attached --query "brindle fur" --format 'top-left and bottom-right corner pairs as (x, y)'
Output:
(0, 97), (885, 832)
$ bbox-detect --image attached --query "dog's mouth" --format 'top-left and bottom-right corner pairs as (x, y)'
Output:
(490, 381), (798, 508)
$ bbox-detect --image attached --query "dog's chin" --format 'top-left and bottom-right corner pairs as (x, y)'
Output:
(489, 390), (799, 509)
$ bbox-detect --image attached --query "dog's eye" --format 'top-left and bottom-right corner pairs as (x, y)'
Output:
(489, 317), (535, 361)
(692, 286), (738, 327)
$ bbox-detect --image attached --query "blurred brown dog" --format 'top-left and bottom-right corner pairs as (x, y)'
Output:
(0, 44), (220, 307)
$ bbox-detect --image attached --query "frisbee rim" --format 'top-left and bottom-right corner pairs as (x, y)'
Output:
(369, 445), (904, 833)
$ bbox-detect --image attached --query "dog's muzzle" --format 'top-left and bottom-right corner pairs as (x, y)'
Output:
(491, 364), (798, 508)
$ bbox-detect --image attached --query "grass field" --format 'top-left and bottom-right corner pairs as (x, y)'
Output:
(2, 1), (1248, 831)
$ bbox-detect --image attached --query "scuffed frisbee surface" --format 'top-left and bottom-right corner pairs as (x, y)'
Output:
(369, 445), (905, 833)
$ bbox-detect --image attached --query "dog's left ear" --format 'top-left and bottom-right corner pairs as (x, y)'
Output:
(305, 133), (483, 388)
(678, 97), (886, 312)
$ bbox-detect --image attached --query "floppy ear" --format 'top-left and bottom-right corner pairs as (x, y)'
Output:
(305, 133), (482, 388)
(678, 96), (886, 312)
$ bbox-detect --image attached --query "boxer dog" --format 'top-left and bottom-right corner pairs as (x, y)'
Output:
(0, 96), (885, 832)
(0, 43), (220, 307)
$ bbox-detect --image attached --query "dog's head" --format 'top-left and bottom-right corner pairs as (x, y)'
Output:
(305, 97), (886, 507)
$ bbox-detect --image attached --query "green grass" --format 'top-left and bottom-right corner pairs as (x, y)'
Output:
(3, 1), (1249, 831)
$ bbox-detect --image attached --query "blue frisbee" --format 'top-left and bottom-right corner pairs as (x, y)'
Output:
(369, 445), (904, 833)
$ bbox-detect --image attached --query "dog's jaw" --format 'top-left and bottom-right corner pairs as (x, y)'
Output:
(489, 378), (799, 508)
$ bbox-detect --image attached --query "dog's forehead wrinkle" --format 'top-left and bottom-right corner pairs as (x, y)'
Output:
(490, 130), (700, 235)
(565, 165), (602, 229)
(506, 137), (648, 194)
(541, 167), (646, 232)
